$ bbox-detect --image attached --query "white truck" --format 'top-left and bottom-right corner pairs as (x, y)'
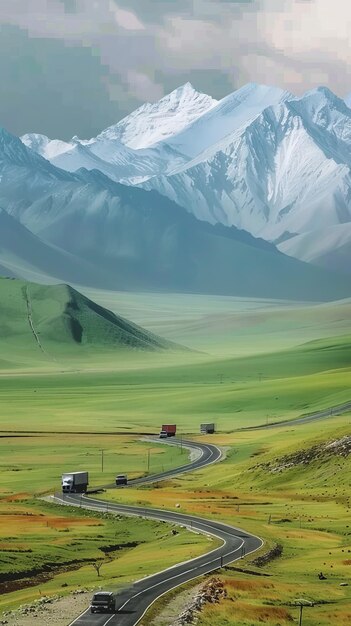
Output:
(61, 471), (89, 494)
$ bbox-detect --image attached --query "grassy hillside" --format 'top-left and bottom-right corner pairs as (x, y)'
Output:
(0, 290), (350, 622)
(0, 290), (349, 430)
(81, 288), (351, 354)
(0, 277), (176, 367)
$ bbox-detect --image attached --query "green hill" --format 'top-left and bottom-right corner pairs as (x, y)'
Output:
(0, 277), (176, 367)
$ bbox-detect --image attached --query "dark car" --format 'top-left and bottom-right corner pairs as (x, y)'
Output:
(115, 474), (128, 486)
(90, 591), (116, 614)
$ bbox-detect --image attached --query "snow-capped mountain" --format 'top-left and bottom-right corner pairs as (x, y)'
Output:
(21, 83), (216, 183)
(140, 87), (351, 273)
(0, 124), (349, 301)
(21, 133), (73, 160)
(22, 130), (188, 185)
(95, 82), (218, 149)
(144, 87), (351, 232)
(158, 83), (292, 158)
(22, 83), (289, 181)
(15, 81), (351, 276)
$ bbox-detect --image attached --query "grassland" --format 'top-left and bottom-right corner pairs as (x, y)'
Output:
(0, 434), (207, 613)
(0, 286), (350, 622)
(0, 434), (188, 495)
(0, 331), (349, 433)
(106, 415), (351, 626)
(0, 498), (213, 613)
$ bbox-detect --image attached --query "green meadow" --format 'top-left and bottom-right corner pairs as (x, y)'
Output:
(104, 415), (351, 626)
(0, 498), (213, 613)
(0, 282), (350, 622)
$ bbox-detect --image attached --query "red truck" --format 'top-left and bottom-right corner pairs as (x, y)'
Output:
(159, 424), (177, 438)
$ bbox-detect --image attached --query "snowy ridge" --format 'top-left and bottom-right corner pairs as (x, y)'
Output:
(140, 86), (351, 273)
(344, 92), (351, 109)
(160, 83), (293, 158)
(21, 133), (73, 160)
(96, 82), (218, 149)
(0, 123), (350, 299)
(17, 82), (351, 274)
(51, 140), (187, 184)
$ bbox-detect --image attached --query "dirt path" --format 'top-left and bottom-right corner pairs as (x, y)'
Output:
(23, 285), (44, 353)
(22, 285), (54, 360)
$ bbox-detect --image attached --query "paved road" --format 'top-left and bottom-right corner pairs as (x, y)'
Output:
(239, 400), (351, 431)
(101, 438), (222, 490)
(53, 439), (262, 626)
(56, 495), (262, 626)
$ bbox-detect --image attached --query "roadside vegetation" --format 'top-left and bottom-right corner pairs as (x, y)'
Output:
(0, 498), (212, 614)
(0, 288), (350, 622)
(127, 415), (351, 626)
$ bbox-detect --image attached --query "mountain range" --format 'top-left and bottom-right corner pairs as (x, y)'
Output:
(21, 82), (351, 274)
(0, 81), (350, 301)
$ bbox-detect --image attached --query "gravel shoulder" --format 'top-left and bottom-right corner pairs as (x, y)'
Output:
(1, 591), (91, 626)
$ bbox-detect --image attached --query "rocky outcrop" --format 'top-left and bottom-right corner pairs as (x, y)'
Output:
(254, 435), (351, 474)
(172, 577), (227, 625)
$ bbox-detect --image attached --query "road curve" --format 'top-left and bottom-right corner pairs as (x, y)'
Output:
(55, 494), (262, 626)
(52, 439), (263, 626)
(102, 438), (222, 490)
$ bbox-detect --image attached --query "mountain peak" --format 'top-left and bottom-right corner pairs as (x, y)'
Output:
(167, 81), (198, 99)
(94, 82), (217, 150)
(21, 133), (74, 160)
(295, 85), (350, 112)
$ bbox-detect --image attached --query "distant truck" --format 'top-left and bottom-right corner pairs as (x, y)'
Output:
(160, 424), (177, 438)
(115, 474), (128, 486)
(61, 471), (88, 494)
(200, 423), (215, 434)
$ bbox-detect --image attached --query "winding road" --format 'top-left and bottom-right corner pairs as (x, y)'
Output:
(53, 439), (263, 626)
(102, 438), (222, 489)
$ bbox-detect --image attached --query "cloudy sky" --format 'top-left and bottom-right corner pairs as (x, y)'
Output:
(1, 0), (350, 139)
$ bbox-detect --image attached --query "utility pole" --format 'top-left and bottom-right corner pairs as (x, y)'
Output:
(295, 599), (313, 625)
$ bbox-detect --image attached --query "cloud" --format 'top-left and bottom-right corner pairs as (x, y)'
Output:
(0, 23), (137, 139)
(157, 0), (351, 95)
(0, 0), (350, 137)
(109, 4), (145, 31)
(126, 70), (164, 101)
